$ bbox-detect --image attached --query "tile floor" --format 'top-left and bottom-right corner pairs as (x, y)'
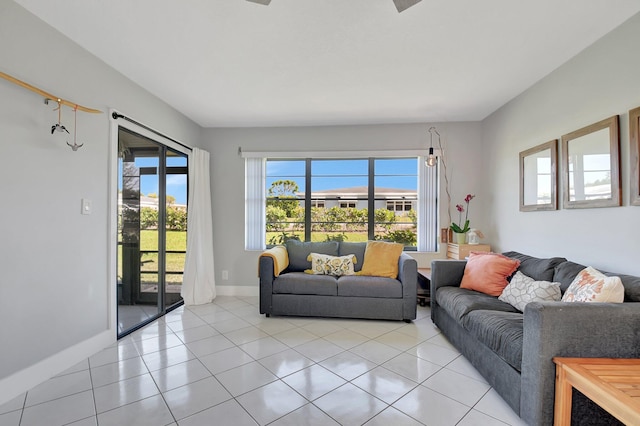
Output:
(0, 297), (527, 426)
(117, 305), (159, 334)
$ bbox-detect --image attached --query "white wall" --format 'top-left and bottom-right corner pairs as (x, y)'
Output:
(482, 12), (640, 275)
(203, 122), (483, 291)
(0, 1), (201, 403)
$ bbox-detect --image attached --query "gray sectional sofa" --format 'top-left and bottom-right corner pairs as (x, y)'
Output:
(430, 251), (640, 426)
(259, 240), (417, 322)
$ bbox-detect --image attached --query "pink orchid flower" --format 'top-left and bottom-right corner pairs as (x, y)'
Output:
(451, 194), (476, 234)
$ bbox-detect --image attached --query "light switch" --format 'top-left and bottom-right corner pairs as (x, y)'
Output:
(81, 198), (92, 215)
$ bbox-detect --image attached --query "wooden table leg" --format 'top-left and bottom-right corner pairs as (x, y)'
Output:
(554, 365), (573, 426)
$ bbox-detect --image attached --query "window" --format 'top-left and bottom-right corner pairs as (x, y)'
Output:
(386, 200), (413, 213)
(253, 157), (436, 250)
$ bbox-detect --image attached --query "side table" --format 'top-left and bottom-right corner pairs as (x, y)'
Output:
(553, 357), (640, 425)
(446, 243), (491, 260)
(417, 268), (431, 307)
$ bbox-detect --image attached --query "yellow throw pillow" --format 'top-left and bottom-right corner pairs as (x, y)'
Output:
(357, 241), (404, 279)
(305, 253), (357, 276)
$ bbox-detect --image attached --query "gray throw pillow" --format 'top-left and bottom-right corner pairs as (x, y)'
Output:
(285, 240), (339, 272)
(338, 242), (367, 272)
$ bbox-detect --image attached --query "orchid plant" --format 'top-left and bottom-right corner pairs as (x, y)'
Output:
(450, 194), (475, 234)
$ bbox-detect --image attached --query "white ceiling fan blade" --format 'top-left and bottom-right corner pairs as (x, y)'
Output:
(393, 0), (422, 13)
(245, 0), (421, 12)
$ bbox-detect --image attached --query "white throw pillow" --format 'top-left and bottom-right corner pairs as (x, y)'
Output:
(305, 253), (357, 276)
(561, 266), (624, 303)
(499, 271), (561, 312)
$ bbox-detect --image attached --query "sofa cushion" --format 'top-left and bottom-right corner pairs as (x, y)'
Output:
(615, 273), (640, 302)
(553, 260), (587, 293)
(273, 272), (337, 296)
(460, 252), (520, 296)
(436, 287), (519, 322)
(337, 275), (402, 298)
(285, 240), (339, 272)
(561, 267), (624, 303)
(358, 241), (404, 278)
(463, 310), (524, 372)
(339, 242), (367, 272)
(502, 251), (567, 282)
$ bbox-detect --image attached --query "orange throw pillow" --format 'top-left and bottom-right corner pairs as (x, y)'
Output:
(460, 252), (520, 296)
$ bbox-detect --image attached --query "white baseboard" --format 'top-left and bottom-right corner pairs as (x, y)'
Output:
(0, 329), (114, 406)
(216, 284), (259, 297)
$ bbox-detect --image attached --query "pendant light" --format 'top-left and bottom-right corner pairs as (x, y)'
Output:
(426, 126), (439, 167)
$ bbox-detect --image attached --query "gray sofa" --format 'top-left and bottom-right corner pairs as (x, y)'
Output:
(259, 240), (417, 322)
(431, 251), (640, 426)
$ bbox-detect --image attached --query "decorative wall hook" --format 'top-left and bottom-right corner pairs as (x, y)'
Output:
(67, 105), (84, 151)
(51, 99), (70, 134)
(0, 71), (100, 151)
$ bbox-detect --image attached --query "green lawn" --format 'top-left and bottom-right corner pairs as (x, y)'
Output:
(141, 230), (186, 284)
(118, 230), (186, 284)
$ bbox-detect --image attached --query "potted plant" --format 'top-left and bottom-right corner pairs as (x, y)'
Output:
(450, 194), (475, 244)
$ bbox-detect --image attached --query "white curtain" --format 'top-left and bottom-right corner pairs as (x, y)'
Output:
(181, 147), (216, 305)
(245, 157), (266, 250)
(418, 155), (438, 252)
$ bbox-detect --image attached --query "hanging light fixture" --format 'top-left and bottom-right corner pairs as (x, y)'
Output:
(426, 126), (439, 167)
(245, 0), (421, 12)
(393, 0), (422, 13)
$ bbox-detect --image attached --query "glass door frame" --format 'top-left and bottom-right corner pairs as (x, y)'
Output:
(109, 110), (191, 339)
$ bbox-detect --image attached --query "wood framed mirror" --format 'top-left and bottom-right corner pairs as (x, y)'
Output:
(561, 115), (620, 209)
(519, 140), (557, 211)
(630, 106), (640, 206)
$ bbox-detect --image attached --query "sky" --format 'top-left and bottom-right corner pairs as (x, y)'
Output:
(125, 156), (188, 205)
(121, 157), (418, 206)
(266, 158), (419, 194)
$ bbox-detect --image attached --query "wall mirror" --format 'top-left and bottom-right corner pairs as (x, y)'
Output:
(561, 115), (620, 209)
(630, 106), (640, 206)
(519, 140), (557, 211)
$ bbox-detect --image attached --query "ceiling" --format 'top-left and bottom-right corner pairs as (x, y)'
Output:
(14, 0), (640, 128)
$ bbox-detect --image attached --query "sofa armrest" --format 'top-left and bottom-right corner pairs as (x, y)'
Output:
(430, 260), (466, 322)
(259, 256), (276, 314)
(398, 253), (417, 320)
(520, 301), (640, 426)
(430, 260), (466, 293)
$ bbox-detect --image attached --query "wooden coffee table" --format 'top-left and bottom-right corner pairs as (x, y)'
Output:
(553, 357), (640, 425)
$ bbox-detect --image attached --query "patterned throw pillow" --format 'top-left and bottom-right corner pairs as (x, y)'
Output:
(305, 253), (357, 276)
(499, 271), (561, 311)
(561, 266), (624, 303)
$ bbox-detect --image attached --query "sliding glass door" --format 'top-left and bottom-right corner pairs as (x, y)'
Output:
(117, 127), (188, 337)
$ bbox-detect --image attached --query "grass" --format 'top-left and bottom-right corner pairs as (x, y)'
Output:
(118, 230), (186, 284)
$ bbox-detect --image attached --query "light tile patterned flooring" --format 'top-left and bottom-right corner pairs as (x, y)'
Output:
(0, 297), (527, 426)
